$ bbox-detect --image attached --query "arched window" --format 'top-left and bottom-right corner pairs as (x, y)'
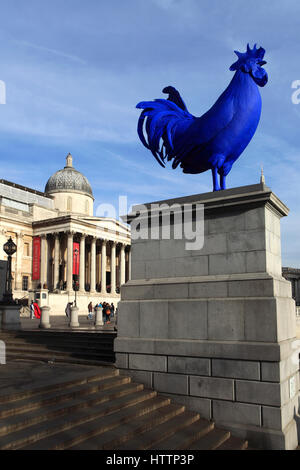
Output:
(67, 197), (72, 212)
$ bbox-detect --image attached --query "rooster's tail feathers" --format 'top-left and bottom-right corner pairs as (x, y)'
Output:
(136, 98), (194, 168)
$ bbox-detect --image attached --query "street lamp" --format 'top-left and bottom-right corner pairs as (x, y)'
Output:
(3, 237), (17, 304)
(73, 247), (79, 307)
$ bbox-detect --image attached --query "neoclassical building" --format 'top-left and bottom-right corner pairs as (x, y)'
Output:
(0, 154), (131, 314)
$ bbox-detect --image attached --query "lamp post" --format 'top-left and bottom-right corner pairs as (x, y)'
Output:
(73, 247), (79, 307)
(3, 237), (17, 305)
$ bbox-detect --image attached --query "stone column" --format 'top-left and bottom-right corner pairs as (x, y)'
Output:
(120, 243), (126, 287)
(40, 234), (48, 288)
(111, 241), (117, 294)
(15, 232), (24, 290)
(79, 234), (86, 292)
(53, 233), (60, 290)
(128, 246), (131, 281)
(90, 237), (96, 293)
(100, 239), (107, 294)
(66, 231), (73, 292)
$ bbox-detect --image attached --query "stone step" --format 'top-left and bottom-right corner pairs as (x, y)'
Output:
(216, 436), (249, 450)
(6, 351), (115, 366)
(152, 418), (215, 450)
(0, 331), (116, 341)
(4, 336), (114, 346)
(0, 382), (144, 438)
(19, 394), (167, 450)
(113, 410), (201, 451)
(0, 375), (132, 420)
(0, 368), (119, 405)
(70, 403), (187, 450)
(188, 428), (231, 450)
(6, 344), (115, 357)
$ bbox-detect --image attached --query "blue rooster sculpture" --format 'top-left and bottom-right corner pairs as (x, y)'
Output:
(136, 44), (268, 191)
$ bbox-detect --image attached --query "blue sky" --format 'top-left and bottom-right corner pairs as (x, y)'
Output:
(0, 0), (300, 266)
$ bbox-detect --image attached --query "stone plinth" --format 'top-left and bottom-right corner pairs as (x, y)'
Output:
(69, 306), (79, 328)
(115, 183), (299, 450)
(0, 304), (21, 330)
(39, 306), (51, 329)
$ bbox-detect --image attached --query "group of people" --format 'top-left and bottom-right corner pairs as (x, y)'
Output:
(87, 301), (116, 324)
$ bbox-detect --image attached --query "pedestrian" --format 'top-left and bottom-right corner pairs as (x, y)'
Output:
(87, 301), (93, 320)
(30, 300), (35, 320)
(65, 302), (72, 318)
(105, 304), (111, 324)
(110, 303), (115, 318)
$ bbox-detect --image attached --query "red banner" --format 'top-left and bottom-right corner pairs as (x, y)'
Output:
(32, 236), (41, 281)
(73, 242), (80, 275)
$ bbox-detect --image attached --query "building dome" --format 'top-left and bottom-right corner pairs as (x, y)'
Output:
(45, 153), (93, 198)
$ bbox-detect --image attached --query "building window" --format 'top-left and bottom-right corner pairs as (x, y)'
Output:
(22, 276), (29, 291)
(24, 242), (30, 256)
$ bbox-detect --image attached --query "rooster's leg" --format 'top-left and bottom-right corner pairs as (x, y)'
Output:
(220, 174), (226, 190)
(212, 168), (220, 191)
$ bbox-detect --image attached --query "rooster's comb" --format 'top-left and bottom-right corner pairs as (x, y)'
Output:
(230, 43), (266, 71)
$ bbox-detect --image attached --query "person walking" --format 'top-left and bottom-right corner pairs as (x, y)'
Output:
(65, 302), (72, 319)
(110, 303), (115, 318)
(87, 301), (93, 320)
(30, 301), (35, 320)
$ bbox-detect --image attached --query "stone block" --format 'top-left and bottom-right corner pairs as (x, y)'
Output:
(154, 283), (189, 300)
(168, 356), (210, 376)
(132, 240), (160, 262)
(209, 211), (245, 234)
(228, 278), (273, 297)
(139, 301), (168, 338)
(244, 299), (277, 342)
(261, 358), (299, 383)
(211, 359), (260, 380)
(190, 376), (234, 400)
(246, 250), (267, 273)
(121, 283), (155, 300)
(245, 206), (265, 230)
(194, 233), (227, 256)
(212, 400), (261, 426)
(276, 297), (297, 342)
(159, 239), (190, 260)
(131, 261), (146, 280)
(168, 300), (208, 340)
(235, 380), (281, 406)
(208, 299), (245, 341)
(209, 252), (246, 275)
(153, 372), (189, 395)
(273, 279), (292, 298)
(227, 230), (265, 253)
(189, 281), (228, 298)
(115, 353), (128, 369)
(262, 395), (299, 430)
(145, 259), (176, 279)
(129, 354), (167, 372)
(118, 301), (140, 337)
(174, 256), (209, 277)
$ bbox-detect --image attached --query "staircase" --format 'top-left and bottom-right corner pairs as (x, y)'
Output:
(1, 330), (116, 366)
(0, 366), (248, 450)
